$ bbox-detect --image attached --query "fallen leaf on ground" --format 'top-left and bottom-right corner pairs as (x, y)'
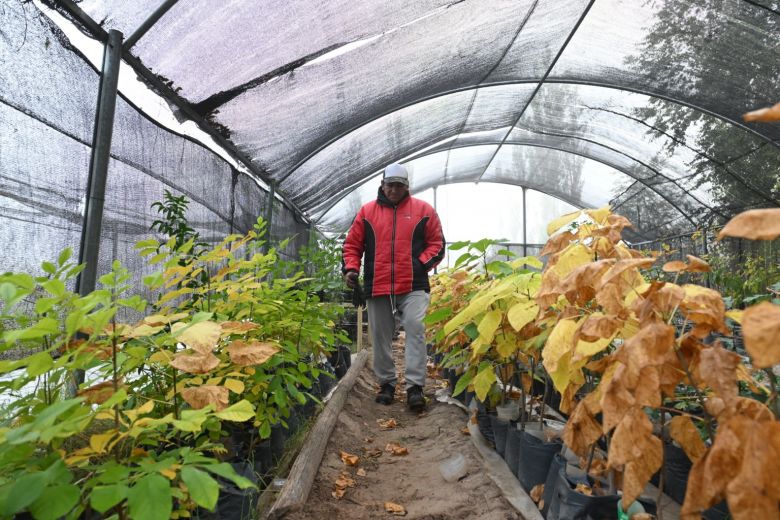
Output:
(357, 468), (367, 477)
(384, 502), (407, 516)
(332, 471), (356, 500)
(364, 437), (374, 443)
(385, 442), (409, 456)
(339, 450), (359, 466)
(461, 427), (471, 436)
(538, 499), (545, 510)
(364, 448), (383, 458)
(530, 484), (544, 502)
(575, 483), (593, 496)
(377, 418), (397, 430)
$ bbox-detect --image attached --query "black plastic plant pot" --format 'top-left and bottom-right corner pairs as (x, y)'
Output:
(270, 424), (287, 463)
(464, 390), (476, 408)
(541, 452), (566, 519)
(194, 462), (258, 520)
(477, 407), (495, 445)
(503, 426), (522, 478)
(490, 415), (510, 458)
(516, 430), (563, 492)
(663, 442), (691, 504)
(329, 344), (352, 379)
(582, 495), (657, 520)
(252, 439), (274, 478)
(545, 463), (611, 520)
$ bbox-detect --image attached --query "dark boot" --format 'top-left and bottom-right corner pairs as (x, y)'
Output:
(407, 385), (425, 412)
(375, 383), (395, 405)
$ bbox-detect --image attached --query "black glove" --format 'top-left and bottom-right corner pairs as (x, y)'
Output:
(352, 278), (366, 308)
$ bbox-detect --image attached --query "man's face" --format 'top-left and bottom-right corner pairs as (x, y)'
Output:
(382, 182), (408, 205)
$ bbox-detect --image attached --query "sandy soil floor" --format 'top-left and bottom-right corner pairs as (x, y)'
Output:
(295, 335), (522, 520)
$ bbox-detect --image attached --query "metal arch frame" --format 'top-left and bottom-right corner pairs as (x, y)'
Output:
(52, 0), (312, 225)
(316, 176), (657, 242)
(276, 78), (780, 187)
(309, 141), (695, 234)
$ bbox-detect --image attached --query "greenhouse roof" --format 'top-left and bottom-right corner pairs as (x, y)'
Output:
(20, 0), (780, 238)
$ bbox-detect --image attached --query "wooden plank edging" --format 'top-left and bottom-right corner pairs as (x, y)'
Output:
(264, 349), (370, 519)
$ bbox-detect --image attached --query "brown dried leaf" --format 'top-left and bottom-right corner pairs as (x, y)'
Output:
(669, 415), (706, 463)
(170, 352), (220, 374)
(356, 468), (367, 477)
(662, 260), (687, 272)
(530, 484), (544, 503)
(717, 208), (780, 241)
(608, 409), (663, 506)
(578, 313), (622, 342)
(385, 442), (409, 456)
(364, 448), (383, 458)
(742, 302), (780, 368)
(699, 345), (741, 404)
(562, 401), (603, 457)
(743, 101), (780, 122)
(332, 471), (356, 500)
(226, 339), (279, 366)
(575, 483), (593, 496)
(181, 385), (229, 411)
(172, 321), (221, 354)
(384, 502), (407, 516)
(339, 450), (359, 466)
(461, 427), (471, 436)
(220, 321), (259, 335)
(78, 380), (123, 405)
(377, 418), (398, 430)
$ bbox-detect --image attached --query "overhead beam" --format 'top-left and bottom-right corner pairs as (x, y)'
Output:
(123, 0), (180, 50)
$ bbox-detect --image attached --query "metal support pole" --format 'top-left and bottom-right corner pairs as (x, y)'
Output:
(76, 29), (123, 297)
(263, 182), (276, 253)
(123, 0), (180, 50)
(433, 185), (439, 274)
(522, 187), (528, 257)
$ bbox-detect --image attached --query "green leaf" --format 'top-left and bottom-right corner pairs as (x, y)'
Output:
(486, 261), (513, 277)
(28, 484), (80, 520)
(3, 317), (59, 343)
(447, 240), (471, 251)
(57, 248), (73, 266)
(0, 472), (47, 516)
(90, 484), (128, 513)
(180, 467), (219, 511)
(127, 474), (171, 520)
(214, 400), (254, 422)
(452, 370), (474, 397)
(201, 463), (256, 490)
(423, 307), (452, 325)
(464, 323), (479, 341)
(26, 351), (54, 377)
(42, 279), (66, 297)
(42, 261), (57, 275)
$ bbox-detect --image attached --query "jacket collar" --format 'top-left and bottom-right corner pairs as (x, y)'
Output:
(376, 186), (410, 208)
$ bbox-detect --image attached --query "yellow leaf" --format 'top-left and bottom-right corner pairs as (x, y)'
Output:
(223, 378), (245, 394)
(573, 334), (614, 360)
(553, 244), (594, 279)
(148, 350), (174, 365)
(585, 206), (612, 224)
(547, 210), (582, 236)
(90, 431), (117, 454)
(127, 323), (165, 339)
(496, 334), (518, 358)
(510, 256), (543, 270)
(172, 321), (222, 354)
(507, 301), (538, 331)
(542, 319), (578, 379)
(477, 310), (502, 343)
(725, 309), (743, 324)
(473, 366), (496, 402)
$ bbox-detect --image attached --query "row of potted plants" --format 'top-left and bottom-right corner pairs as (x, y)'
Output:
(427, 207), (780, 520)
(0, 217), (350, 519)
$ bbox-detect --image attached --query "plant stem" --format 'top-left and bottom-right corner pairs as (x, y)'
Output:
(764, 368), (780, 419)
(671, 339), (715, 441)
(540, 372), (550, 427)
(172, 367), (180, 420)
(585, 442), (596, 476)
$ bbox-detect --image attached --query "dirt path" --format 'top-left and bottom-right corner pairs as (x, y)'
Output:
(295, 335), (522, 520)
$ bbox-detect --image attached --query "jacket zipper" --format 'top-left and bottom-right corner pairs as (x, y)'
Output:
(391, 204), (397, 309)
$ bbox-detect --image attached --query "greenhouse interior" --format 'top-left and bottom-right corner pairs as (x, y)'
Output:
(1, 0), (779, 519)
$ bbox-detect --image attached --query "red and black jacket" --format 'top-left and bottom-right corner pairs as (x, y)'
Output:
(342, 188), (445, 298)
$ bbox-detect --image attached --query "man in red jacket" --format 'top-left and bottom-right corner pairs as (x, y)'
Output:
(342, 163), (445, 412)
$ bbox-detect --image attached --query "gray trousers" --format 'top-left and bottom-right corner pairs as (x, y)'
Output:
(367, 291), (430, 389)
